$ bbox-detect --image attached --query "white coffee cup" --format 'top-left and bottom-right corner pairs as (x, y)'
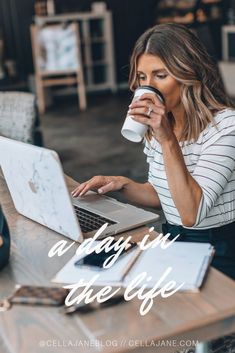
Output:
(121, 86), (164, 143)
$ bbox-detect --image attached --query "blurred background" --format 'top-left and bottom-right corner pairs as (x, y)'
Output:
(0, 0), (235, 195)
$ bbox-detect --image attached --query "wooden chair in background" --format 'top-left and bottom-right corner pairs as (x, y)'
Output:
(30, 22), (86, 114)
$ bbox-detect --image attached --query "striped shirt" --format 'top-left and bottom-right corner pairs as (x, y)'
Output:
(143, 108), (235, 229)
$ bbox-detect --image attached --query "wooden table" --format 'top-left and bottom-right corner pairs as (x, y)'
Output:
(1, 173), (235, 353)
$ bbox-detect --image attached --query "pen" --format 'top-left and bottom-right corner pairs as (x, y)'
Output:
(120, 245), (143, 282)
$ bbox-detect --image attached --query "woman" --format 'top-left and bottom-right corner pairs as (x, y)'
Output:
(72, 23), (235, 280)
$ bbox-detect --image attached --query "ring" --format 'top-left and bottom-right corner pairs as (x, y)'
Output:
(147, 107), (153, 117)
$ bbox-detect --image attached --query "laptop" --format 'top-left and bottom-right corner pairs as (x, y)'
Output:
(0, 137), (159, 242)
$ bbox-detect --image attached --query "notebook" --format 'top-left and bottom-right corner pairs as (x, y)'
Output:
(52, 241), (214, 292)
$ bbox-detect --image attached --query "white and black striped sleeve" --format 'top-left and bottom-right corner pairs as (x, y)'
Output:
(192, 127), (235, 226)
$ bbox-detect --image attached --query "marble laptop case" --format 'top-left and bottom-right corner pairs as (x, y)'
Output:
(0, 137), (159, 242)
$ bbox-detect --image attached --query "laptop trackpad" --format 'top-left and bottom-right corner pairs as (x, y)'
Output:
(76, 194), (125, 213)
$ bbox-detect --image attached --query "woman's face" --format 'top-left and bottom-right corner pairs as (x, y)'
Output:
(136, 53), (182, 113)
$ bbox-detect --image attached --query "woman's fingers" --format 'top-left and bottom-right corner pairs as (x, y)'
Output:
(128, 104), (165, 118)
(78, 182), (95, 196)
(132, 114), (163, 129)
(71, 183), (89, 197)
(71, 176), (123, 197)
(98, 181), (115, 194)
(131, 115), (151, 126)
(128, 100), (166, 116)
(71, 177), (103, 197)
(137, 92), (164, 106)
(128, 99), (165, 126)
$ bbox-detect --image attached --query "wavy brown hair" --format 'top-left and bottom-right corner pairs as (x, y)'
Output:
(129, 23), (235, 142)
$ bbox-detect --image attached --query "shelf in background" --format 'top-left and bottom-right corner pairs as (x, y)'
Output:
(35, 10), (117, 93)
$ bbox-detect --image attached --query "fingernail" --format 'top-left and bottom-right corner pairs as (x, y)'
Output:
(98, 188), (103, 194)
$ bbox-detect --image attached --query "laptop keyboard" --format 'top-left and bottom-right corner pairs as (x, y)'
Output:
(74, 206), (117, 233)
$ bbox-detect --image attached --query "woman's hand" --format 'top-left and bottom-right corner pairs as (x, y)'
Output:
(128, 93), (174, 144)
(71, 175), (128, 197)
(72, 176), (161, 208)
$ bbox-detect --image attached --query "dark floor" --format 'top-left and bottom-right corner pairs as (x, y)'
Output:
(40, 91), (164, 231)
